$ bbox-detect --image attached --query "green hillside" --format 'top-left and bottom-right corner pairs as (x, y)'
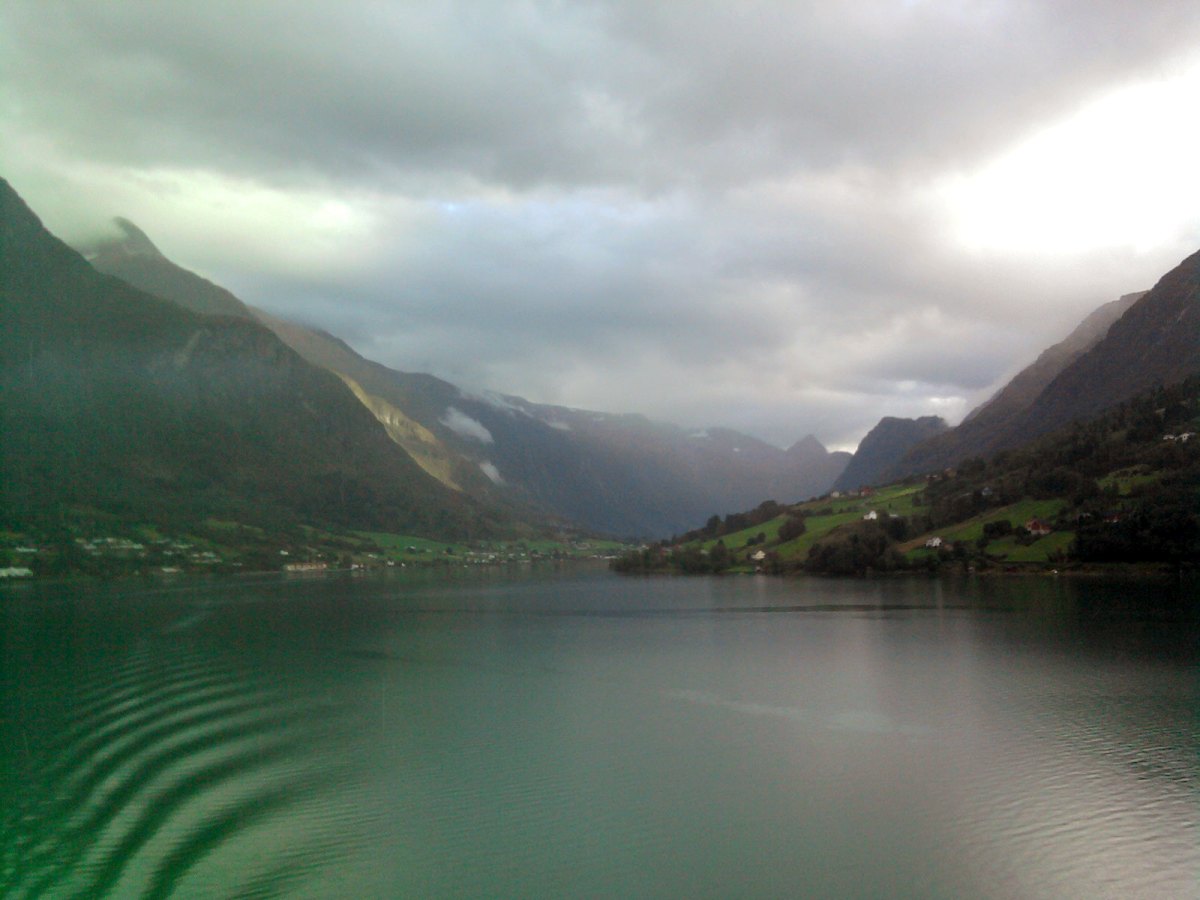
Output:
(0, 177), (531, 576)
(615, 376), (1200, 576)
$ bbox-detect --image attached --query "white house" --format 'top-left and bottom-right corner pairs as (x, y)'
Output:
(925, 537), (943, 549)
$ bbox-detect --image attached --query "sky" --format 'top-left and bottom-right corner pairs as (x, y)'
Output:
(3, 1), (1200, 450)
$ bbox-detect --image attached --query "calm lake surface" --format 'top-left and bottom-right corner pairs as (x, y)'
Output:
(2, 568), (1197, 898)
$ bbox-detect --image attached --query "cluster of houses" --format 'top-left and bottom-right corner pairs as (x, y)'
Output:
(283, 561), (330, 573)
(72, 536), (222, 565)
(1162, 432), (1196, 442)
(76, 536), (148, 555)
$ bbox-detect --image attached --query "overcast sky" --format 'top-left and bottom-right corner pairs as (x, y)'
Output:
(4, 1), (1200, 449)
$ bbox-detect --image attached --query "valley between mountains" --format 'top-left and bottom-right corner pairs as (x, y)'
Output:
(2, 176), (1197, 578)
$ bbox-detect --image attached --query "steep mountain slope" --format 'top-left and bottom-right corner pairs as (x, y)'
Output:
(894, 289), (1151, 476)
(962, 292), (1144, 425)
(0, 179), (495, 539)
(1010, 250), (1200, 436)
(84, 218), (255, 319)
(80, 219), (848, 536)
(834, 416), (948, 490)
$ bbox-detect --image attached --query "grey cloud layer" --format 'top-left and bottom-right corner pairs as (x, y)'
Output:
(3, 1), (1198, 448)
(8, 2), (1197, 190)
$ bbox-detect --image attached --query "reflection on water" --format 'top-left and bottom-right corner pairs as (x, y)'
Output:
(1, 570), (1197, 897)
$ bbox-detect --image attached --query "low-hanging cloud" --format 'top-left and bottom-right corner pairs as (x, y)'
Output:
(439, 407), (494, 444)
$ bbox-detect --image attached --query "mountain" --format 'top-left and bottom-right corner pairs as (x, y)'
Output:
(82, 218), (256, 320)
(834, 416), (948, 491)
(244, 328), (851, 536)
(786, 434), (853, 486)
(892, 289), (1150, 477)
(1008, 250), (1200, 436)
(618, 371), (1200, 576)
(227, 322), (852, 536)
(0, 178), (498, 539)
(961, 292), (1144, 426)
(82, 218), (849, 536)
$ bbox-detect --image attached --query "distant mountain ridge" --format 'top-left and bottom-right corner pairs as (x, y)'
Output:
(82, 215), (850, 536)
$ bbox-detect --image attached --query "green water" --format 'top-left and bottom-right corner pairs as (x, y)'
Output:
(2, 569), (1197, 898)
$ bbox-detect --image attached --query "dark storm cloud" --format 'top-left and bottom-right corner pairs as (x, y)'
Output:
(3, 1), (1199, 449)
(6, 1), (1198, 191)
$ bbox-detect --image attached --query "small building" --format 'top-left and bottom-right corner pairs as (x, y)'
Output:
(863, 510), (878, 521)
(750, 550), (767, 562)
(925, 537), (943, 549)
(1024, 518), (1052, 537)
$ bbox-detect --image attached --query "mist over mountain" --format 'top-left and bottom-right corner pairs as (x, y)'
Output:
(1022, 252), (1199, 416)
(76, 213), (849, 537)
(962, 292), (1146, 426)
(892, 288), (1155, 477)
(83, 218), (256, 320)
(0, 178), (498, 539)
(893, 249), (1200, 482)
(13, 173), (1195, 544)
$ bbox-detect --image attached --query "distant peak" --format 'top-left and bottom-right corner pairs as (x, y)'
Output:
(107, 217), (164, 258)
(786, 434), (827, 457)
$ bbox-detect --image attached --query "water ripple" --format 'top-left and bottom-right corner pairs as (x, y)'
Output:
(2, 647), (348, 899)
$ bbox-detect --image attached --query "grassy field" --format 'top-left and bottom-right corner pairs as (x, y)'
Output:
(901, 498), (1066, 551)
(772, 510), (865, 562)
(698, 515), (788, 553)
(984, 531), (1075, 563)
(1097, 466), (1163, 496)
(690, 483), (927, 568)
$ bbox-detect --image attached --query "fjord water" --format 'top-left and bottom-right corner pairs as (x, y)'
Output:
(2, 570), (1197, 898)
